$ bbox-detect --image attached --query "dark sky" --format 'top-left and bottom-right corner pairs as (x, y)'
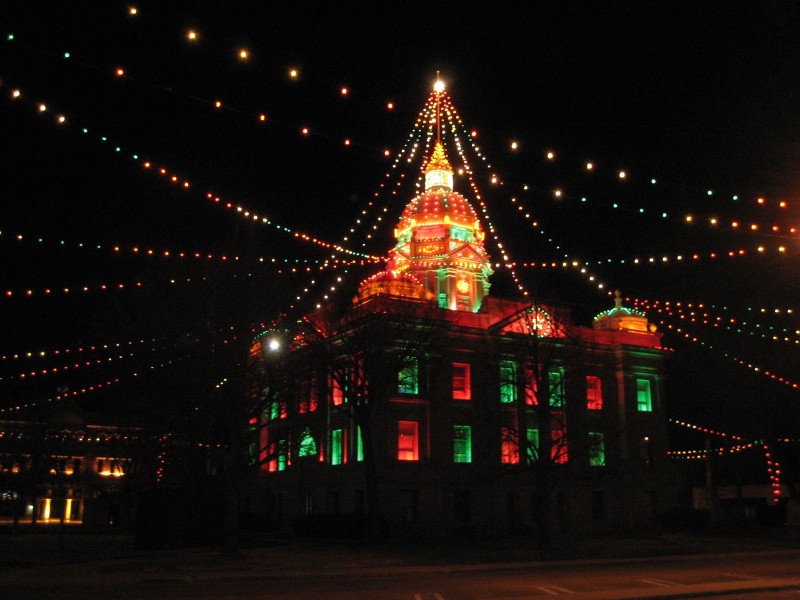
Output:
(2, 2), (800, 441)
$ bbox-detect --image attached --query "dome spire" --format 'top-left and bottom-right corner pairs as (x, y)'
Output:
(425, 141), (453, 191)
(434, 72), (444, 144)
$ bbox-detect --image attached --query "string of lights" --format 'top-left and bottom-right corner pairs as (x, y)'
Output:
(9, 30), (797, 228)
(636, 298), (800, 347)
(0, 227), (369, 268)
(0, 78), (382, 262)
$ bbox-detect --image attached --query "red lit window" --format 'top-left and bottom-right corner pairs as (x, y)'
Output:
(586, 375), (603, 410)
(331, 376), (343, 405)
(397, 421), (419, 461)
(452, 363), (471, 400)
(259, 427), (269, 470)
(551, 414), (568, 464)
(501, 427), (519, 464)
(298, 376), (319, 413)
(309, 376), (319, 411)
(525, 368), (538, 406)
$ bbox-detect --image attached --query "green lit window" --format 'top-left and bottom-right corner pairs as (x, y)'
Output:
(525, 428), (539, 463)
(276, 440), (287, 471)
(500, 361), (517, 403)
(437, 292), (448, 309)
(265, 399), (281, 420)
(356, 426), (364, 462)
(298, 428), (317, 457)
(331, 429), (344, 465)
(549, 368), (565, 407)
(636, 378), (652, 412)
(453, 425), (472, 463)
(398, 360), (419, 395)
(589, 432), (606, 467)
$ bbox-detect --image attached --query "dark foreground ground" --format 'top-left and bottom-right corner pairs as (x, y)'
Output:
(2, 522), (800, 573)
(2, 525), (800, 599)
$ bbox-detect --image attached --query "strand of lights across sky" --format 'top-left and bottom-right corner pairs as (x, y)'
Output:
(515, 244), (792, 268)
(3, 270), (344, 301)
(635, 297), (796, 321)
(416, 91), (612, 296)
(0, 337), (166, 362)
(0, 357), (179, 414)
(0, 228), (369, 269)
(636, 298), (800, 347)
(669, 418), (782, 502)
(8, 30), (800, 234)
(2, 32), (397, 158)
(512, 164), (800, 239)
(6, 41), (796, 312)
(632, 299), (800, 391)
(0, 80), (382, 262)
(434, 91), (530, 297)
(7, 50), (791, 288)
(3, 351), (137, 382)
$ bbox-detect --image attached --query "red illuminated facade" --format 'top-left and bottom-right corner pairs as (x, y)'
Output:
(247, 141), (682, 539)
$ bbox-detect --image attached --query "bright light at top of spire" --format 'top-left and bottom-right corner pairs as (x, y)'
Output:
(433, 79), (446, 93)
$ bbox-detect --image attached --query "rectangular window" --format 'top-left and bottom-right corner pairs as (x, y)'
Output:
(501, 427), (519, 464)
(500, 361), (517, 403)
(524, 367), (538, 405)
(268, 440), (287, 472)
(586, 375), (603, 410)
(397, 421), (419, 461)
(526, 428), (539, 463)
(356, 426), (364, 462)
(298, 377), (318, 413)
(331, 429), (345, 465)
(452, 363), (471, 400)
(398, 360), (419, 395)
(637, 378), (652, 411)
(277, 442), (287, 471)
(551, 414), (568, 463)
(589, 432), (606, 467)
(453, 425), (472, 463)
(331, 375), (344, 406)
(549, 368), (565, 407)
(438, 292), (448, 309)
(309, 375), (319, 412)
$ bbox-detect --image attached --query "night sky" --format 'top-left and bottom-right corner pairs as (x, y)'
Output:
(2, 2), (800, 446)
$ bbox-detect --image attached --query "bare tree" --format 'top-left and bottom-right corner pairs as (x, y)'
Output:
(480, 301), (611, 547)
(284, 294), (451, 540)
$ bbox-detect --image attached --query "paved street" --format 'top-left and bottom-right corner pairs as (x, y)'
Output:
(2, 533), (800, 599)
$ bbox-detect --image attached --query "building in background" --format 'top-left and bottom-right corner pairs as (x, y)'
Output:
(0, 399), (141, 530)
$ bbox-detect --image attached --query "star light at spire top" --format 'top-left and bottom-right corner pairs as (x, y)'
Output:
(433, 78), (445, 94)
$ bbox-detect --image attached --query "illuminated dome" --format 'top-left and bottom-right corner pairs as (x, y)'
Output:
(389, 141), (493, 312)
(354, 270), (430, 303)
(593, 291), (653, 333)
(397, 142), (481, 233)
(397, 190), (481, 233)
